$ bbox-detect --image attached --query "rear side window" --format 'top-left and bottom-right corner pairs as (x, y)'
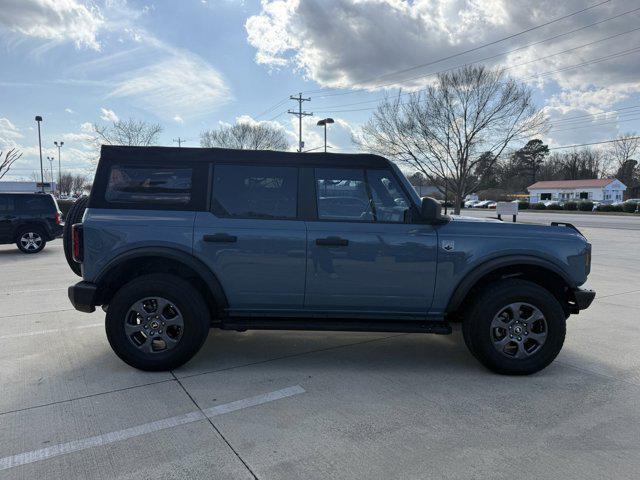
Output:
(16, 195), (53, 212)
(0, 196), (14, 212)
(105, 166), (192, 205)
(211, 164), (298, 219)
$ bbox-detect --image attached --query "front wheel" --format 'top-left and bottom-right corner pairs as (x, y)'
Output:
(462, 279), (566, 375)
(105, 274), (211, 371)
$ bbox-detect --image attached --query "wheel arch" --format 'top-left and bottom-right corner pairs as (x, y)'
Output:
(94, 247), (228, 319)
(446, 255), (577, 317)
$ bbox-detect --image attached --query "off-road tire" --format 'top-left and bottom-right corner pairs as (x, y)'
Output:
(462, 279), (566, 375)
(105, 274), (210, 371)
(63, 196), (89, 276)
(16, 226), (47, 253)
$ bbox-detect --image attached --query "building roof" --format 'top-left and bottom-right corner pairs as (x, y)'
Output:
(527, 179), (617, 190)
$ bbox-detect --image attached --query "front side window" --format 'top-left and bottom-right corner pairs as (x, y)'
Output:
(315, 168), (373, 221)
(105, 166), (192, 205)
(367, 170), (410, 222)
(211, 164), (298, 219)
(0, 196), (13, 212)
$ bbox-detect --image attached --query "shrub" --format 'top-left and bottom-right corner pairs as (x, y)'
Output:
(518, 201), (529, 210)
(564, 201), (577, 211)
(578, 201), (593, 211)
(532, 202), (546, 210)
(623, 201), (639, 213)
(547, 203), (563, 210)
(57, 199), (76, 219)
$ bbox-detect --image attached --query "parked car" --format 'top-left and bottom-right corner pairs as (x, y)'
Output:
(464, 200), (479, 208)
(473, 200), (493, 208)
(0, 193), (63, 253)
(487, 202), (497, 209)
(66, 146), (595, 375)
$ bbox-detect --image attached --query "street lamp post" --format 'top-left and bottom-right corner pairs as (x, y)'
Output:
(35, 116), (44, 192)
(47, 156), (55, 194)
(54, 141), (64, 196)
(316, 118), (334, 153)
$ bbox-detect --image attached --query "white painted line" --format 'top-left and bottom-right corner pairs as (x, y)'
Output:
(0, 323), (103, 340)
(0, 385), (305, 471)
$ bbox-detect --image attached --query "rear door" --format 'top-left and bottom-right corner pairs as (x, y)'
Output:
(193, 163), (307, 314)
(304, 167), (438, 316)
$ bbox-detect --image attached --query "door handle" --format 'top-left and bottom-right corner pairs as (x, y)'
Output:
(316, 236), (349, 246)
(203, 233), (237, 243)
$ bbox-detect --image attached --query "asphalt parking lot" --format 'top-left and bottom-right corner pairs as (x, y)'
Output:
(1, 214), (639, 479)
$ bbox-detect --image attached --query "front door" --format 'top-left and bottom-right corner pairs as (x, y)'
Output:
(304, 167), (438, 316)
(193, 164), (306, 314)
(0, 195), (15, 242)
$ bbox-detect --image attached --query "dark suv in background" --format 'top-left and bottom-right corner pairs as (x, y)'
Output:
(0, 193), (63, 253)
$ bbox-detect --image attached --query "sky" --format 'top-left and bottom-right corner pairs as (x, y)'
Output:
(1, 0), (640, 181)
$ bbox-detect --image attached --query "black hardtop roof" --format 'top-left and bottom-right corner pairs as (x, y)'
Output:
(99, 145), (392, 168)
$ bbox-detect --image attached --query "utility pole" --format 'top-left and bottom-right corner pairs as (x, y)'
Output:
(54, 141), (63, 196)
(47, 156), (55, 194)
(288, 93), (312, 152)
(173, 137), (186, 147)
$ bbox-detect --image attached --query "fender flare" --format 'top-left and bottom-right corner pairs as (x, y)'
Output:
(95, 246), (228, 310)
(445, 255), (575, 313)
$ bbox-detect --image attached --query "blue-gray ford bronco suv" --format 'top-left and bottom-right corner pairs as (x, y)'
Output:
(66, 145), (595, 375)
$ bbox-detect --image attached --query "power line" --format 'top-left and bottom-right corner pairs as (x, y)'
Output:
(312, 45), (640, 115)
(548, 136), (640, 150)
(302, 0), (612, 96)
(254, 96), (291, 120)
(288, 93), (313, 152)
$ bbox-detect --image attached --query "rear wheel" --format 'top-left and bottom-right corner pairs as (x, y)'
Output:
(16, 227), (46, 253)
(63, 196), (89, 276)
(462, 279), (566, 375)
(105, 274), (210, 371)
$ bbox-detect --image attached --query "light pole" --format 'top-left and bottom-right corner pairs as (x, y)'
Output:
(35, 116), (44, 192)
(54, 141), (63, 195)
(316, 118), (334, 153)
(47, 156), (55, 194)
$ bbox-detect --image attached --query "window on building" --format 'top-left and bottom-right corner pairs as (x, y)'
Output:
(106, 166), (192, 205)
(579, 192), (589, 200)
(211, 164), (298, 219)
(540, 193), (552, 200)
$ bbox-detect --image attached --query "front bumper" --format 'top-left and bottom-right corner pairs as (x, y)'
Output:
(68, 281), (97, 313)
(571, 287), (596, 312)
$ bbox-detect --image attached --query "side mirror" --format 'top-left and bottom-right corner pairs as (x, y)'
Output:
(420, 196), (442, 222)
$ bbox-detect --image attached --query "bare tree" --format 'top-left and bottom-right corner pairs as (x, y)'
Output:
(72, 174), (88, 194)
(93, 119), (163, 147)
(0, 148), (23, 180)
(58, 172), (74, 196)
(606, 133), (638, 186)
(357, 66), (547, 213)
(200, 122), (289, 151)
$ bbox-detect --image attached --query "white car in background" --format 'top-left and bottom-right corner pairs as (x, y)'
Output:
(474, 200), (493, 208)
(464, 200), (480, 208)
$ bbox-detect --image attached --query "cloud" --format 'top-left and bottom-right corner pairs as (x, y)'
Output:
(0, 0), (104, 50)
(245, 0), (640, 95)
(65, 108), (75, 114)
(100, 108), (119, 122)
(173, 115), (184, 124)
(104, 47), (232, 119)
(0, 117), (24, 147)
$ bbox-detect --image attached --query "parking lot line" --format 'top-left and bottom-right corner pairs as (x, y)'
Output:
(0, 323), (102, 340)
(0, 385), (305, 471)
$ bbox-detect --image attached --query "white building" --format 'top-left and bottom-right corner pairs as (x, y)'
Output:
(527, 179), (626, 204)
(0, 181), (56, 193)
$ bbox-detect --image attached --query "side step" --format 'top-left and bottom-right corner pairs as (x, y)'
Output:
(220, 318), (452, 335)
